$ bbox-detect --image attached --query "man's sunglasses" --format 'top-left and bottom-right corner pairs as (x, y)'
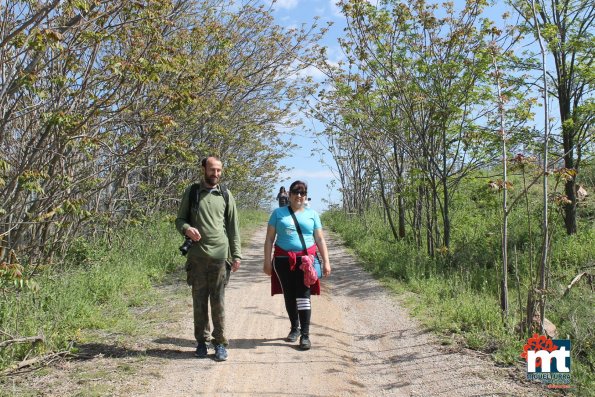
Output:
(290, 190), (307, 196)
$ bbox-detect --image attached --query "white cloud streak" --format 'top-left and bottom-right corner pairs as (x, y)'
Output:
(282, 168), (337, 179)
(275, 0), (299, 10)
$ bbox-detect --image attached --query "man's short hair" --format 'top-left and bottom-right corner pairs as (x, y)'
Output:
(201, 155), (221, 168)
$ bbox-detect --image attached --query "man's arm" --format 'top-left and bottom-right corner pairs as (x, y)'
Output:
(226, 191), (242, 269)
(175, 186), (192, 235)
(175, 186), (201, 241)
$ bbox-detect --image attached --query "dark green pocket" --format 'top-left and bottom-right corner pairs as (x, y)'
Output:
(224, 260), (232, 286)
(185, 261), (193, 285)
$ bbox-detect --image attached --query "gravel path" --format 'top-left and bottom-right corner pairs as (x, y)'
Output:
(136, 225), (548, 397)
(6, 224), (552, 396)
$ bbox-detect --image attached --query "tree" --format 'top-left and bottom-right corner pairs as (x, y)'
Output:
(321, 0), (501, 254)
(510, 0), (594, 234)
(0, 0), (322, 268)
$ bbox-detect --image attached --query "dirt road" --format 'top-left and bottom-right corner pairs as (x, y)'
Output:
(10, 225), (550, 396)
(136, 225), (544, 397)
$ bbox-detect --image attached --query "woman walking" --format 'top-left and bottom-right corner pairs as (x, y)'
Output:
(263, 180), (331, 350)
(276, 186), (289, 207)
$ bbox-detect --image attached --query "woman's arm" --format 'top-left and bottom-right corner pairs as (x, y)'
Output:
(314, 228), (331, 277)
(263, 224), (277, 276)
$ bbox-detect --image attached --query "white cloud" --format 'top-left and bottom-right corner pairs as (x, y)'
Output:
(275, 0), (299, 10)
(283, 169), (336, 179)
(325, 46), (346, 65)
(297, 65), (327, 81)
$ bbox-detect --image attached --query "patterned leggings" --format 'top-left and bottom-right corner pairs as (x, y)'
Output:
(273, 256), (311, 336)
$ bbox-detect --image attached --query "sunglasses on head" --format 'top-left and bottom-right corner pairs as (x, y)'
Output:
(290, 189), (307, 196)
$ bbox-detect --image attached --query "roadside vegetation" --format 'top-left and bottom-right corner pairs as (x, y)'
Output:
(312, 0), (593, 395)
(0, 209), (268, 376)
(1, 0), (591, 394)
(322, 170), (594, 396)
(1, 0), (312, 379)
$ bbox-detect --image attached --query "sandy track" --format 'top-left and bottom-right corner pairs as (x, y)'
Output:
(137, 225), (547, 397)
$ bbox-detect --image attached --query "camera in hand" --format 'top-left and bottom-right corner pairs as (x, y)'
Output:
(179, 237), (193, 256)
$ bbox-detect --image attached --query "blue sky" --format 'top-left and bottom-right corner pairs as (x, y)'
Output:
(266, 0), (347, 213)
(264, 0), (517, 213)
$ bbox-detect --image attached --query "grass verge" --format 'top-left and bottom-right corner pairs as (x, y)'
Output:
(0, 209), (269, 376)
(323, 209), (594, 397)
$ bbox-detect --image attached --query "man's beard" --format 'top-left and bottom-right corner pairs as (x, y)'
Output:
(206, 176), (219, 186)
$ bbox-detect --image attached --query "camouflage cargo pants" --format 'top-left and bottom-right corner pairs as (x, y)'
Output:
(186, 256), (228, 346)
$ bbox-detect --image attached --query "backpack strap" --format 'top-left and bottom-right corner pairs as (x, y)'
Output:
(189, 183), (200, 212)
(189, 183), (230, 225)
(220, 184), (230, 225)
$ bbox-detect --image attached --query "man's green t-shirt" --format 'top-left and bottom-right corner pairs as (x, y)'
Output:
(175, 183), (241, 261)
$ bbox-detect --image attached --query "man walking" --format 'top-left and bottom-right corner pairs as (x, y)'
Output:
(175, 156), (241, 361)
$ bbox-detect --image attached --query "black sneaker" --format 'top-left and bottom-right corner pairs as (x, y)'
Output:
(214, 344), (228, 361)
(299, 335), (311, 350)
(195, 342), (208, 358)
(286, 328), (300, 342)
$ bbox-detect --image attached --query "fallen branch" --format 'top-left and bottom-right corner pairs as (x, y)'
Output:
(563, 272), (592, 297)
(0, 335), (44, 348)
(0, 350), (70, 376)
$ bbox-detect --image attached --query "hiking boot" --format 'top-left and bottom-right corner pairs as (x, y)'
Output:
(299, 335), (311, 350)
(214, 344), (228, 361)
(286, 328), (300, 343)
(195, 342), (208, 358)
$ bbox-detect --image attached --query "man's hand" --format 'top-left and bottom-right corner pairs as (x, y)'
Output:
(231, 259), (241, 272)
(185, 227), (201, 242)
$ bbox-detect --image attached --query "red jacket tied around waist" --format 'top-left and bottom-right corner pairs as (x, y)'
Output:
(271, 245), (320, 295)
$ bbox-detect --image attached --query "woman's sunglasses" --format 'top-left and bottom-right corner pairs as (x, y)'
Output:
(290, 190), (307, 196)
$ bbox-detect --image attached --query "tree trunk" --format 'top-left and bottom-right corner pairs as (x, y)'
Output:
(393, 141), (407, 239)
(564, 179), (577, 234)
(425, 185), (435, 258)
(493, 51), (509, 321)
(414, 185), (423, 247)
(560, 98), (578, 234)
(532, 0), (550, 335)
(377, 166), (399, 240)
(442, 176), (451, 249)
(398, 193), (406, 239)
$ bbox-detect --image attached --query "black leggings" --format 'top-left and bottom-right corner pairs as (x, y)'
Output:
(273, 256), (311, 336)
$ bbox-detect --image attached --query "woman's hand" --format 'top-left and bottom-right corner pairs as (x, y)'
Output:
(314, 228), (331, 277)
(323, 262), (331, 277)
(263, 260), (272, 276)
(263, 224), (276, 276)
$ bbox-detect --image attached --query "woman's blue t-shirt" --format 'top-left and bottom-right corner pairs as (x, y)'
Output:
(268, 206), (322, 251)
